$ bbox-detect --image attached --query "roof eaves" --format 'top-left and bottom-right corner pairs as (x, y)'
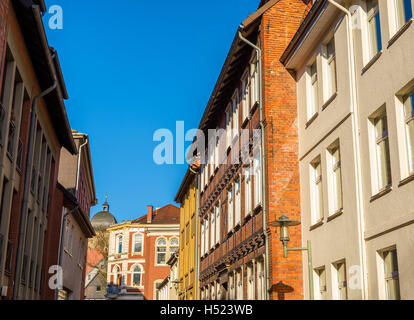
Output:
(280, 0), (327, 67)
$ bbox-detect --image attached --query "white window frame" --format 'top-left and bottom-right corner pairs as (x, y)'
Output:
(366, 0), (382, 60)
(403, 91), (414, 175)
(310, 157), (324, 225)
(215, 202), (220, 245)
(324, 36), (337, 100)
(210, 210), (215, 248)
(244, 165), (252, 216)
(328, 141), (343, 215)
(228, 187), (234, 232)
(235, 178), (241, 225)
(133, 233), (144, 255)
(308, 60), (319, 120)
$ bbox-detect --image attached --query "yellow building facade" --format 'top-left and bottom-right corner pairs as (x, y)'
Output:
(175, 170), (198, 300)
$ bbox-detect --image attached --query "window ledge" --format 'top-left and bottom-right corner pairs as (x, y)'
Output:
(309, 219), (324, 231)
(388, 18), (413, 49)
(370, 186), (393, 202)
(399, 173), (414, 187)
(321, 92), (337, 111)
(305, 112), (319, 129)
(327, 209), (343, 222)
(361, 50), (383, 75)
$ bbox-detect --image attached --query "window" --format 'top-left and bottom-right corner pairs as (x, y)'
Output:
(156, 238), (167, 265)
(374, 111), (392, 190)
(253, 150), (262, 207)
(232, 90), (239, 140)
(328, 142), (343, 214)
(235, 179), (241, 225)
(229, 272), (235, 300)
(228, 187), (234, 232)
(334, 261), (347, 300)
(250, 54), (259, 108)
(133, 233), (143, 254)
(201, 222), (205, 256)
(366, 0), (382, 59)
(117, 235), (123, 254)
(244, 165), (252, 215)
(210, 210), (215, 248)
(394, 0), (412, 31)
(256, 258), (266, 300)
(315, 267), (327, 300)
(308, 61), (319, 119)
(247, 263), (255, 300)
(311, 157), (324, 224)
(403, 91), (414, 174)
(113, 265), (121, 286)
(205, 216), (210, 252)
(226, 103), (232, 148)
(132, 265), (143, 287)
(324, 37), (337, 99)
(170, 237), (179, 257)
(236, 269), (243, 300)
(215, 203), (220, 245)
(382, 248), (401, 300)
(241, 70), (250, 122)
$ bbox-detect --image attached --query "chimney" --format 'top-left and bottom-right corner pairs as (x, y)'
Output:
(147, 205), (153, 224)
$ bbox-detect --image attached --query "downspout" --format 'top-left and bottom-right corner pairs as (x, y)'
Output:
(238, 26), (270, 300)
(55, 205), (79, 300)
(75, 135), (89, 198)
(12, 80), (57, 300)
(327, 0), (367, 299)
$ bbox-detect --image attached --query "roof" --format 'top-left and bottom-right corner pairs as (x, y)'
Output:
(12, 1), (77, 154)
(174, 169), (196, 204)
(86, 248), (104, 275)
(91, 210), (117, 231)
(196, 0), (309, 132)
(131, 204), (180, 225)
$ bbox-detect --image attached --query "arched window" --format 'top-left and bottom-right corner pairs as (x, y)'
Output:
(132, 265), (143, 287)
(156, 238), (167, 265)
(133, 234), (143, 254)
(170, 237), (179, 257)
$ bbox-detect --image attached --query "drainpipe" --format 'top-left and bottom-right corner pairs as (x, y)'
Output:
(238, 26), (270, 300)
(75, 135), (88, 198)
(55, 205), (79, 300)
(12, 81), (57, 300)
(327, 0), (367, 299)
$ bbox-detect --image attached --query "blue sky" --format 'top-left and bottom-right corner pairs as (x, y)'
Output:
(44, 0), (259, 222)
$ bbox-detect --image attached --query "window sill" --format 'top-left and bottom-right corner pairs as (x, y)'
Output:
(361, 50), (383, 75)
(305, 112), (319, 129)
(327, 209), (343, 222)
(370, 186), (393, 202)
(399, 173), (414, 187)
(309, 219), (324, 231)
(388, 18), (413, 49)
(321, 92), (337, 111)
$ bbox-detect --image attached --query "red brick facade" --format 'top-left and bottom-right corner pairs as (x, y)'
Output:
(261, 0), (307, 300)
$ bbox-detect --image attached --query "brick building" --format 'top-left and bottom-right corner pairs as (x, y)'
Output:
(197, 0), (310, 300)
(106, 204), (180, 300)
(0, 0), (77, 300)
(41, 131), (97, 300)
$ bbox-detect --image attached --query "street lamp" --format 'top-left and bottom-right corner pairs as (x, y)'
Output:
(269, 215), (314, 300)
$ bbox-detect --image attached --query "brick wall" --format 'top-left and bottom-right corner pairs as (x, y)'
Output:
(261, 0), (307, 300)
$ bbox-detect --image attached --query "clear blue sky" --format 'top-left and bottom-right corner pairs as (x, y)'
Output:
(44, 0), (259, 222)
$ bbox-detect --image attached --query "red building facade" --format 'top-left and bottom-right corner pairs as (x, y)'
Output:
(106, 205), (180, 300)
